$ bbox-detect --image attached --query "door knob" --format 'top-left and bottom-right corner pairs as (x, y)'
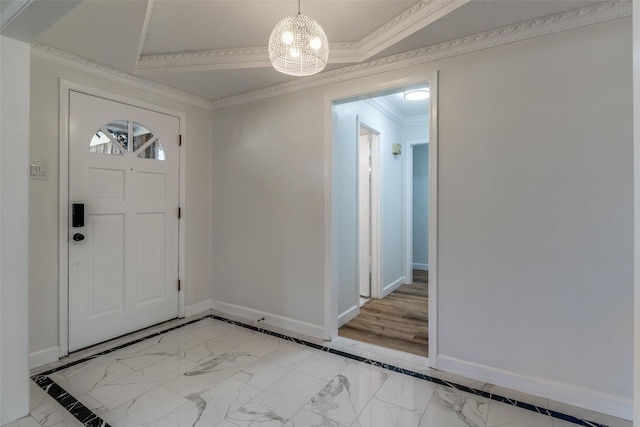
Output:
(73, 233), (85, 242)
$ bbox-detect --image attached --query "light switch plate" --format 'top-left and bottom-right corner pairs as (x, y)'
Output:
(30, 161), (48, 180)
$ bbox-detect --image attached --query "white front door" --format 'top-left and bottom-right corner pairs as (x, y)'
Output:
(68, 91), (180, 351)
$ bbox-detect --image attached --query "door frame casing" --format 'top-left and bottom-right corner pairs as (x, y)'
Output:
(324, 70), (439, 367)
(58, 80), (187, 357)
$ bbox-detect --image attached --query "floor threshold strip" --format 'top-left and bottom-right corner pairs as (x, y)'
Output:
(31, 314), (608, 427)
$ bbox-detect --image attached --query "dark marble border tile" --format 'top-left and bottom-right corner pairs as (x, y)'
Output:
(30, 314), (609, 427)
(31, 375), (109, 427)
(207, 315), (609, 427)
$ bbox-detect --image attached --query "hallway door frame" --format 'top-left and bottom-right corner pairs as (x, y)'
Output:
(324, 70), (439, 368)
(58, 80), (187, 357)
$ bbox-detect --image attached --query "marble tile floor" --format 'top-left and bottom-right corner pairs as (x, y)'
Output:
(7, 312), (630, 427)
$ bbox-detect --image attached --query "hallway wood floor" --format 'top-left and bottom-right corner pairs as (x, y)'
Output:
(339, 270), (428, 357)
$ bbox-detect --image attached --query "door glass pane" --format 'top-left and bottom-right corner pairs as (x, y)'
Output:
(132, 123), (154, 152)
(137, 139), (166, 160)
(105, 120), (129, 151)
(90, 129), (124, 155)
(89, 120), (165, 160)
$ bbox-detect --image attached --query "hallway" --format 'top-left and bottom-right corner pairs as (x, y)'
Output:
(339, 270), (428, 356)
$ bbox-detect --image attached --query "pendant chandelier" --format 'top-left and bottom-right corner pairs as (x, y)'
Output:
(268, 0), (328, 77)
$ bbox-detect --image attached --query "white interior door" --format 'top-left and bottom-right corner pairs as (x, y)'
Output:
(68, 91), (180, 351)
(358, 131), (372, 298)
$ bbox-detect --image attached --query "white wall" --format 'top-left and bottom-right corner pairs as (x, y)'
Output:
(0, 35), (30, 424)
(633, 2), (639, 425)
(412, 143), (429, 268)
(211, 18), (633, 418)
(211, 92), (326, 337)
(28, 55), (213, 362)
(435, 18), (632, 417)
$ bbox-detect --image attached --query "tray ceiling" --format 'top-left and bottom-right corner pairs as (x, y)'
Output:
(17, 0), (608, 102)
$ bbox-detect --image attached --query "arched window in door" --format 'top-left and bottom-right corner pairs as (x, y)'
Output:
(89, 120), (165, 160)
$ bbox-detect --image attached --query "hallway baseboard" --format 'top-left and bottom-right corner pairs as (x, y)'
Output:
(382, 276), (404, 298)
(29, 346), (59, 369)
(185, 298), (214, 317)
(338, 304), (359, 327)
(211, 300), (324, 339)
(437, 355), (632, 421)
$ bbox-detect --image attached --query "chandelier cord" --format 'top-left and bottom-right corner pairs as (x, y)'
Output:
(297, 0), (301, 16)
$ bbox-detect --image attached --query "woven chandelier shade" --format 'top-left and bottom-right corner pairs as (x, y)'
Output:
(268, 14), (328, 77)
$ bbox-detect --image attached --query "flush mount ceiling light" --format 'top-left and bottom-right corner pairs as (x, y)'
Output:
(269, 0), (328, 77)
(404, 88), (430, 101)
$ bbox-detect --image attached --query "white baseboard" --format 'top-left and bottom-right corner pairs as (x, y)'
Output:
(211, 300), (324, 340)
(29, 346), (60, 369)
(382, 276), (404, 298)
(185, 298), (214, 318)
(338, 305), (359, 328)
(437, 355), (632, 421)
(412, 263), (429, 271)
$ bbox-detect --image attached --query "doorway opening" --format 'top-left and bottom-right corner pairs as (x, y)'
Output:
(328, 77), (437, 362)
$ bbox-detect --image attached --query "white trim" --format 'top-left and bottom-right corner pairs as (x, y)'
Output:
(212, 300), (324, 340)
(136, 0), (155, 61)
(404, 138), (429, 283)
(323, 95), (336, 342)
(212, 0), (630, 109)
(365, 98), (405, 126)
(412, 263), (429, 271)
(381, 276), (405, 299)
(0, 0), (32, 29)
(633, 0), (640, 423)
(365, 97), (429, 128)
(370, 128), (381, 300)
(26, 1), (629, 112)
(428, 71), (439, 369)
(185, 299), (213, 318)
(357, 119), (381, 301)
(58, 81), (70, 357)
(437, 355), (632, 421)
(32, 44), (212, 110)
(324, 71), (439, 370)
(134, 1), (471, 74)
(29, 347), (59, 369)
(58, 80), (187, 357)
(338, 305), (359, 328)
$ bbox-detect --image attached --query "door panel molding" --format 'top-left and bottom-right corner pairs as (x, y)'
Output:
(58, 80), (186, 356)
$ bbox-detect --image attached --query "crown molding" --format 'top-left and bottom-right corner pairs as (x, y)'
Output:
(133, 0), (470, 74)
(366, 97), (430, 127)
(366, 97), (407, 126)
(405, 115), (429, 128)
(356, 0), (471, 61)
(211, 0), (631, 109)
(27, 0), (630, 112)
(135, 46), (272, 74)
(0, 0), (32, 30)
(136, 0), (154, 61)
(31, 43), (213, 110)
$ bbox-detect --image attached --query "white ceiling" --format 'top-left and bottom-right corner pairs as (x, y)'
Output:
(6, 0), (607, 103)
